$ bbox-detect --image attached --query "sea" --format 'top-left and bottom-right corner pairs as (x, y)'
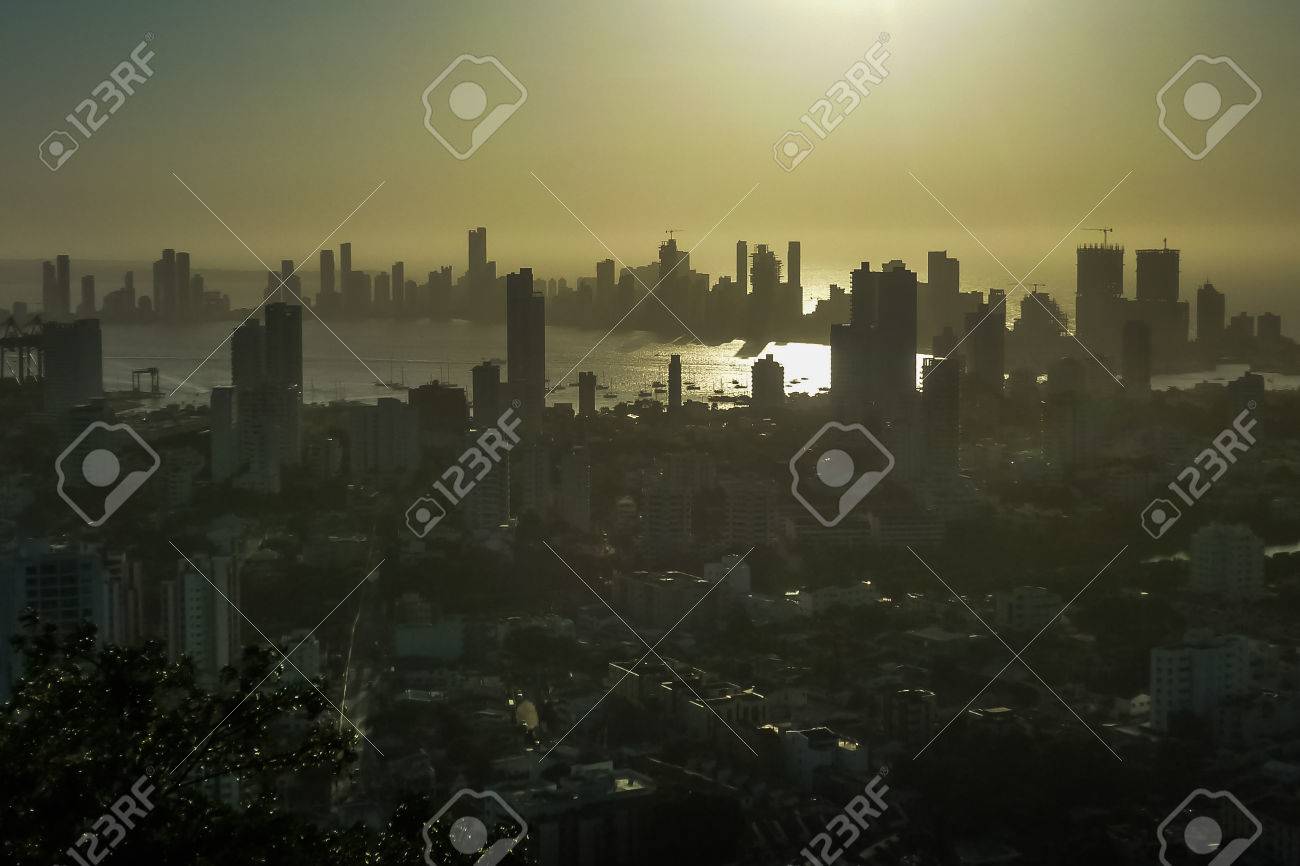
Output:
(96, 319), (1300, 409)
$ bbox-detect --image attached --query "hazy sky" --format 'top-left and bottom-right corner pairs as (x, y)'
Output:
(5, 0), (1299, 324)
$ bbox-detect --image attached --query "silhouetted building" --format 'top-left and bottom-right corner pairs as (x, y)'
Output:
(1196, 281), (1225, 361)
(410, 382), (469, 439)
(668, 354), (682, 412)
(964, 289), (1006, 393)
(751, 353), (784, 412)
(1258, 312), (1282, 343)
(578, 371), (597, 417)
(43, 319), (103, 411)
(1136, 245), (1180, 303)
(472, 361), (502, 427)
(77, 275), (95, 317)
(506, 268), (546, 429)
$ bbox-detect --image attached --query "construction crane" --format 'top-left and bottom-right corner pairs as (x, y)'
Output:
(664, 228), (683, 241)
(1084, 227), (1115, 245)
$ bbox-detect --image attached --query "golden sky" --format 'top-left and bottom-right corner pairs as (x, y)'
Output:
(5, 0), (1299, 322)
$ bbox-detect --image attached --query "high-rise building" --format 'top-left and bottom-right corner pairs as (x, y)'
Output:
(230, 321), (264, 390)
(0, 542), (139, 700)
(373, 272), (391, 313)
(42, 259), (69, 318)
(175, 252), (192, 319)
(162, 552), (242, 684)
(736, 240), (748, 294)
(1150, 633), (1250, 733)
(153, 250), (176, 320)
(318, 249), (336, 312)
(927, 250), (960, 295)
(469, 227), (487, 279)
(787, 240), (802, 323)
(55, 255), (72, 318)
(921, 355), (960, 477)
(964, 289), (1005, 394)
(78, 275), (95, 317)
(391, 261), (405, 314)
(1190, 524), (1264, 599)
(1075, 243), (1125, 355)
(578, 371), (597, 417)
(751, 353), (785, 412)
(750, 244), (781, 335)
(1136, 245), (1180, 303)
(506, 268), (546, 429)
(1258, 312), (1282, 343)
(1196, 281), (1225, 359)
(409, 382), (469, 439)
(42, 319), (103, 411)
(558, 446), (592, 532)
(210, 386), (238, 483)
(339, 242), (353, 305)
(264, 302), (303, 390)
(348, 396), (419, 476)
(472, 361), (503, 427)
(668, 354), (682, 412)
(1121, 319), (1152, 393)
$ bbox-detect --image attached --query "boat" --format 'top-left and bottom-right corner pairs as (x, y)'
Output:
(686, 384), (700, 390)
(638, 389), (652, 398)
(651, 381), (666, 388)
(596, 383), (609, 390)
(603, 392), (619, 399)
(654, 386), (666, 394)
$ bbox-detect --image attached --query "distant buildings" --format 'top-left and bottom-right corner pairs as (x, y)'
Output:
(1190, 523), (1264, 599)
(1150, 632), (1250, 733)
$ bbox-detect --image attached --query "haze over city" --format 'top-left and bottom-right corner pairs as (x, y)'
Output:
(4, 3), (1300, 866)
(4, 0), (1300, 323)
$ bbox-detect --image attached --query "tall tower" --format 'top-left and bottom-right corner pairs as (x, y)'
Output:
(472, 361), (502, 426)
(578, 371), (597, 417)
(319, 249), (336, 309)
(55, 255), (72, 318)
(736, 240), (748, 293)
(1136, 245), (1180, 303)
(668, 354), (682, 412)
(1196, 281), (1225, 361)
(506, 268), (546, 429)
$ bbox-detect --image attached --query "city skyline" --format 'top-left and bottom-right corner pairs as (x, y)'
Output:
(5, 0), (1300, 323)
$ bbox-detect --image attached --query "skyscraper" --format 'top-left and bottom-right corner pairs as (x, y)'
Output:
(668, 354), (682, 413)
(472, 361), (502, 426)
(506, 268), (546, 429)
(318, 249), (336, 313)
(964, 289), (1006, 394)
(751, 353), (784, 412)
(736, 240), (748, 294)
(391, 261), (405, 314)
(578, 371), (597, 417)
(340, 242), (352, 294)
(55, 255), (72, 318)
(175, 252), (192, 319)
(78, 275), (95, 317)
(1195, 281), (1225, 359)
(921, 355), (960, 478)
(1136, 245), (1180, 303)
(230, 321), (264, 390)
(264, 303), (303, 390)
